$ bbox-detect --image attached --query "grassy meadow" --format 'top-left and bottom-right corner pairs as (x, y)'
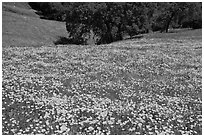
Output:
(2, 28), (202, 134)
(2, 2), (202, 135)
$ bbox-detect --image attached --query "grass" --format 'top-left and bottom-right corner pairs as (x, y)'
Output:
(2, 28), (202, 135)
(2, 2), (67, 47)
(146, 29), (202, 40)
(2, 2), (202, 135)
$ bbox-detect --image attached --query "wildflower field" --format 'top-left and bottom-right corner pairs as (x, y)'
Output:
(2, 30), (202, 135)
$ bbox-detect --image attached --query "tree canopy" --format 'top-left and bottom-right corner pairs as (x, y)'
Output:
(29, 2), (202, 45)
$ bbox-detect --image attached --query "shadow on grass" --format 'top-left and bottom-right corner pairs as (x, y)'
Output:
(54, 34), (145, 45)
(54, 36), (76, 45)
(124, 35), (144, 40)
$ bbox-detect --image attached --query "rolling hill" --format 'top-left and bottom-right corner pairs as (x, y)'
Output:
(2, 2), (68, 47)
(2, 2), (202, 135)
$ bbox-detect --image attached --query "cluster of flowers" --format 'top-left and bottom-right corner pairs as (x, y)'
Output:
(2, 38), (202, 135)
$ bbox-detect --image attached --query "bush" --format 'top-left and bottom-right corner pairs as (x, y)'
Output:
(28, 2), (66, 21)
(182, 19), (202, 29)
(65, 3), (151, 45)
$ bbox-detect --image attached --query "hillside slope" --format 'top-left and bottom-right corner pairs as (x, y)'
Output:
(2, 28), (202, 134)
(2, 3), (202, 135)
(2, 2), (68, 47)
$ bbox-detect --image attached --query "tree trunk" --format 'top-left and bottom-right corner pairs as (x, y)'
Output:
(165, 20), (171, 33)
(165, 12), (176, 33)
(102, 22), (113, 44)
(115, 24), (123, 41)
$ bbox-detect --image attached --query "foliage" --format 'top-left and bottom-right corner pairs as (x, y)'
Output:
(27, 2), (201, 45)
(28, 2), (66, 21)
(2, 30), (202, 135)
(180, 3), (202, 29)
(151, 2), (202, 32)
(65, 2), (151, 45)
(64, 2), (201, 45)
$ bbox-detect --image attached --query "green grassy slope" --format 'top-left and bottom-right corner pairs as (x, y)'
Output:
(2, 2), (68, 47)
